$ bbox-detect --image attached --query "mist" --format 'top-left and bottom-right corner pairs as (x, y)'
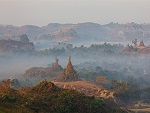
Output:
(0, 55), (53, 80)
(1, 53), (150, 80)
(0, 55), (92, 80)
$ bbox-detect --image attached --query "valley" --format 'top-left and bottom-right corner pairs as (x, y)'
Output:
(0, 23), (150, 113)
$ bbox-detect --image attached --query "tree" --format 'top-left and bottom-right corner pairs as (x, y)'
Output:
(66, 44), (73, 50)
(11, 79), (21, 89)
(96, 66), (102, 72)
(20, 34), (29, 42)
(132, 39), (137, 47)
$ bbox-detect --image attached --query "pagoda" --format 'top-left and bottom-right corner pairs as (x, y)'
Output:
(52, 57), (63, 71)
(61, 56), (79, 81)
(137, 39), (145, 49)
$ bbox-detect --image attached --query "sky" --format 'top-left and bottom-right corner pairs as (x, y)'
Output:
(0, 0), (150, 26)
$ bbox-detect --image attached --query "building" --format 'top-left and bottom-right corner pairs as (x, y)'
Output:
(137, 39), (145, 49)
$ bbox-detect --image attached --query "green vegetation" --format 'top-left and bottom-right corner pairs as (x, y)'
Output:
(0, 80), (126, 113)
(0, 38), (34, 54)
(77, 66), (126, 85)
(34, 42), (123, 57)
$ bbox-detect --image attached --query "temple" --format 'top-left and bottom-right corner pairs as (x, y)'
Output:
(61, 56), (79, 81)
(52, 57), (63, 71)
(137, 39), (145, 49)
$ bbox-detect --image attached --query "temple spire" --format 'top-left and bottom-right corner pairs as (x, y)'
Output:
(52, 57), (63, 71)
(53, 57), (59, 68)
(61, 56), (79, 81)
(139, 39), (145, 47)
(66, 56), (74, 75)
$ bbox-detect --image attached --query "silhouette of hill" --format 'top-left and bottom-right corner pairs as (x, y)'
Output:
(1, 22), (150, 44)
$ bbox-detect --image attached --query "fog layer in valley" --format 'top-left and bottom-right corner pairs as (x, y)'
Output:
(0, 53), (150, 82)
(0, 55), (53, 79)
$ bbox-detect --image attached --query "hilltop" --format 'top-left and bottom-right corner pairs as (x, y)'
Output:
(1, 22), (150, 46)
(53, 80), (114, 99)
(0, 80), (127, 113)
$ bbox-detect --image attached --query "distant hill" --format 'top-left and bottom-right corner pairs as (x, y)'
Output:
(0, 39), (34, 54)
(1, 22), (150, 45)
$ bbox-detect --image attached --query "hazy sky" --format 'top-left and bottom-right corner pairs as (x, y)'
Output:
(0, 0), (150, 26)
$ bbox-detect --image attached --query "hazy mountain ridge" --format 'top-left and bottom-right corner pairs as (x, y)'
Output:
(1, 22), (150, 44)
